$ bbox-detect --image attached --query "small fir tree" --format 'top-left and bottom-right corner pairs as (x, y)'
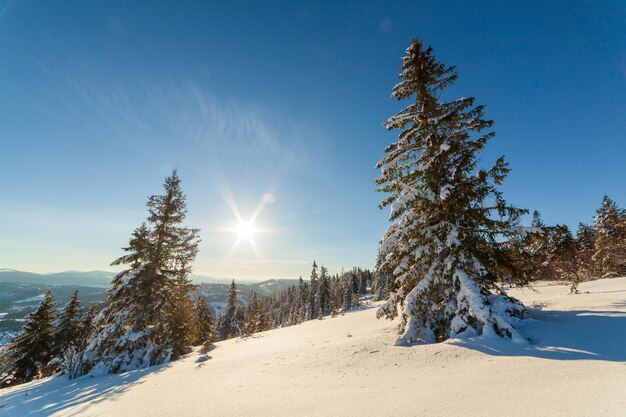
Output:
(193, 296), (215, 346)
(53, 290), (83, 359)
(1, 291), (56, 385)
(592, 196), (626, 277)
(216, 280), (241, 340)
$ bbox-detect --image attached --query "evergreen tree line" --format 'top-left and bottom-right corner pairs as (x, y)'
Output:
(264, 263), (374, 328)
(509, 197), (626, 294)
(212, 263), (376, 342)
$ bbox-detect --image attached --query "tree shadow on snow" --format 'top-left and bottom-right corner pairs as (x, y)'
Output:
(450, 306), (626, 362)
(0, 363), (171, 417)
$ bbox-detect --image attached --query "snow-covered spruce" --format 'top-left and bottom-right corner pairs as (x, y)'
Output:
(215, 280), (242, 341)
(375, 38), (529, 345)
(1, 291), (56, 386)
(76, 171), (200, 376)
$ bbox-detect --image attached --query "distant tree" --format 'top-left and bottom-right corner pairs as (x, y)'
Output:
(309, 261), (319, 318)
(318, 266), (330, 318)
(1, 291), (56, 386)
(242, 292), (260, 335)
(376, 38), (527, 344)
(520, 211), (549, 280)
(51, 290), (84, 375)
(296, 277), (308, 323)
(574, 222), (596, 280)
(592, 196), (626, 277)
(76, 170), (200, 376)
(216, 280), (241, 340)
(341, 277), (353, 312)
(80, 303), (98, 347)
(193, 296), (215, 346)
(256, 299), (271, 332)
(546, 225), (579, 293)
(53, 290), (83, 358)
(242, 291), (271, 335)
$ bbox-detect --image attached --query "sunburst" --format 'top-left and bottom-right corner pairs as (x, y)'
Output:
(217, 184), (275, 257)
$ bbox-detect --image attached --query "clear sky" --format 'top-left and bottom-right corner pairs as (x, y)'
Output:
(0, 1), (625, 280)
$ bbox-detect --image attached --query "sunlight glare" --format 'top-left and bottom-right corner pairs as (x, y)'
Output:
(237, 221), (256, 241)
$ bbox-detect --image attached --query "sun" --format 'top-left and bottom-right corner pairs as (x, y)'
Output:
(236, 221), (256, 241)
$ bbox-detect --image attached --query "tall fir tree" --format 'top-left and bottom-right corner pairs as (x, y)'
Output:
(77, 170), (200, 376)
(376, 38), (527, 344)
(1, 291), (56, 386)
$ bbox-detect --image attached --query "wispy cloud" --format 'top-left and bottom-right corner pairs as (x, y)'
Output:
(19, 56), (327, 178)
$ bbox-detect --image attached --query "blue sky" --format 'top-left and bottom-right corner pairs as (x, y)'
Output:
(0, 1), (625, 280)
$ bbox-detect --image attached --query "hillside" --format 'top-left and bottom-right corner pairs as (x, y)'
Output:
(2, 278), (625, 417)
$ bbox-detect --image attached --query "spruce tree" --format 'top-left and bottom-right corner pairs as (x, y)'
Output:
(592, 196), (626, 277)
(51, 290), (84, 375)
(546, 225), (579, 292)
(216, 280), (240, 341)
(309, 261), (319, 318)
(297, 277), (309, 322)
(318, 266), (330, 318)
(193, 296), (215, 346)
(376, 38), (527, 344)
(256, 299), (271, 332)
(371, 273), (387, 301)
(77, 170), (200, 376)
(1, 291), (56, 385)
(242, 292), (260, 335)
(53, 290), (83, 359)
(80, 303), (98, 348)
(574, 223), (596, 280)
(521, 211), (549, 280)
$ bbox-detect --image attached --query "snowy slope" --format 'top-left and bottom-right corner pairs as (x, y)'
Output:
(2, 278), (625, 417)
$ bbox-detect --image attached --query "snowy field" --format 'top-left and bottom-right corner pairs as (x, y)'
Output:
(1, 278), (625, 417)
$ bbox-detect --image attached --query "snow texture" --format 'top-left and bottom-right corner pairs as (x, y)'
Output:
(2, 278), (626, 417)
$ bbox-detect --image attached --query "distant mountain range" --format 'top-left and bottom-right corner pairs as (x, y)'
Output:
(0, 269), (300, 343)
(0, 269), (296, 288)
(0, 269), (115, 287)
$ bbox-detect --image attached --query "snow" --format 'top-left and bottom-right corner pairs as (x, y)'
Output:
(439, 184), (453, 200)
(2, 277), (626, 417)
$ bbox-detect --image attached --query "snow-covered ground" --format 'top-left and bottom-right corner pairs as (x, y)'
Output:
(2, 278), (625, 417)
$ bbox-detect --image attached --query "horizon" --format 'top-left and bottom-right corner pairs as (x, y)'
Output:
(1, 1), (625, 279)
(0, 267), (305, 285)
